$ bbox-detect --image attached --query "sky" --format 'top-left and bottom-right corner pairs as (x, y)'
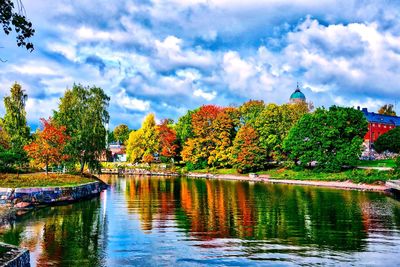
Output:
(1, 0), (400, 130)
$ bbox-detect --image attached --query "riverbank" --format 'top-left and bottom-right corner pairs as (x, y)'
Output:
(186, 172), (389, 192)
(0, 173), (108, 222)
(0, 173), (97, 188)
(190, 167), (397, 184)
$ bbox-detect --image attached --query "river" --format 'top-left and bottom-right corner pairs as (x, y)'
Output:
(0, 175), (399, 266)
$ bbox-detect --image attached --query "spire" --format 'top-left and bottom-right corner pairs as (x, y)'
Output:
(296, 82), (301, 92)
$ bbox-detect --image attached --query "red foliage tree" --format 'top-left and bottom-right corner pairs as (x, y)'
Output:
(24, 118), (70, 175)
(157, 119), (178, 159)
(231, 125), (266, 173)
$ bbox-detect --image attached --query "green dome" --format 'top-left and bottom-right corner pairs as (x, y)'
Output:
(290, 88), (306, 100)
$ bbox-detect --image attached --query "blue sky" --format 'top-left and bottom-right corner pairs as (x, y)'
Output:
(1, 0), (400, 130)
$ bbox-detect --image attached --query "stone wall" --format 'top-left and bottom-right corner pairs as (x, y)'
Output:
(0, 181), (106, 209)
(0, 242), (30, 267)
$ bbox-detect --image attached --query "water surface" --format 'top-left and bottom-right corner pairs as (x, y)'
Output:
(0, 175), (399, 266)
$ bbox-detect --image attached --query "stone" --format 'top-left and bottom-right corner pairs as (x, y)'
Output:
(14, 202), (31, 209)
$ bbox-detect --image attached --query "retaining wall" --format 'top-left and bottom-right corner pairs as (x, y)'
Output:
(0, 242), (29, 267)
(0, 181), (106, 208)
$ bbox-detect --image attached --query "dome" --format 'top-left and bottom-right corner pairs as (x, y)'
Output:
(289, 85), (306, 103)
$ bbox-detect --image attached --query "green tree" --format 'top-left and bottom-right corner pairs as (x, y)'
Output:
(283, 106), (368, 172)
(113, 124), (130, 144)
(378, 104), (396, 116)
(0, 0), (35, 52)
(254, 102), (309, 160)
(0, 118), (10, 149)
(3, 82), (30, 170)
(3, 82), (30, 150)
(175, 109), (196, 145)
(53, 84), (110, 173)
(231, 125), (266, 173)
(374, 127), (400, 153)
(239, 100), (265, 127)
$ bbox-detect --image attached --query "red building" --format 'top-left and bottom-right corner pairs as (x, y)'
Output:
(361, 107), (400, 143)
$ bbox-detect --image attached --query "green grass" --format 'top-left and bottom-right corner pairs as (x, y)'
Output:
(258, 168), (399, 184)
(0, 173), (96, 188)
(357, 159), (396, 168)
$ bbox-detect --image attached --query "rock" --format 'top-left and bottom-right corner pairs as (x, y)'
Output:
(14, 202), (31, 209)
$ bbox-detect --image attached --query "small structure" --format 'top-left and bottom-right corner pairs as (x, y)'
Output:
(360, 107), (400, 144)
(289, 84), (306, 103)
(109, 141), (127, 162)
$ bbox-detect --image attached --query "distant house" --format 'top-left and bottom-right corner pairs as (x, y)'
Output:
(360, 107), (400, 144)
(109, 141), (127, 162)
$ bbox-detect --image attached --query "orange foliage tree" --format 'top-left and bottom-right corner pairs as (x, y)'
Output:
(182, 105), (239, 168)
(231, 125), (266, 173)
(157, 119), (178, 161)
(24, 118), (70, 175)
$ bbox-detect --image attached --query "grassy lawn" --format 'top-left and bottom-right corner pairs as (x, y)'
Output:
(189, 167), (398, 184)
(357, 159), (396, 168)
(257, 168), (398, 184)
(0, 173), (96, 188)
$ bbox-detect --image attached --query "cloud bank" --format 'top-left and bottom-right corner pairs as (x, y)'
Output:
(1, 0), (400, 129)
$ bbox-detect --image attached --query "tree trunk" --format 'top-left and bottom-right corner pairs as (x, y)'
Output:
(80, 159), (85, 174)
(45, 163), (48, 176)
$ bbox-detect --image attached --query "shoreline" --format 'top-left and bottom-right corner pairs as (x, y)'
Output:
(186, 173), (388, 192)
(101, 169), (391, 192)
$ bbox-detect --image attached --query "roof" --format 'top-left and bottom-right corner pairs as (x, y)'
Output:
(361, 108), (400, 126)
(290, 88), (306, 100)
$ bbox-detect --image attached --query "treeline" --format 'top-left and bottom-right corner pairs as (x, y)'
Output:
(0, 83), (109, 174)
(126, 101), (368, 173)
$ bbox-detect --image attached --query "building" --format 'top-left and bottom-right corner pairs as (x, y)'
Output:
(289, 84), (306, 103)
(360, 107), (400, 144)
(109, 141), (127, 162)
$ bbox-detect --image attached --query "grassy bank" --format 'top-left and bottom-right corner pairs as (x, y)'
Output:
(258, 168), (397, 184)
(190, 168), (398, 184)
(357, 159), (396, 168)
(0, 173), (96, 188)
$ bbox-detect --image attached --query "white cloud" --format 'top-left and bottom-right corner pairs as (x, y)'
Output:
(153, 35), (215, 70)
(193, 88), (217, 101)
(116, 89), (151, 112)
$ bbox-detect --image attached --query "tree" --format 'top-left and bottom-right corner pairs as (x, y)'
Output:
(3, 82), (30, 149)
(374, 127), (400, 153)
(0, 118), (10, 149)
(126, 130), (144, 163)
(175, 109), (196, 145)
(283, 106), (368, 172)
(157, 119), (178, 161)
(126, 114), (159, 163)
(208, 107), (240, 167)
(0, 0), (35, 52)
(181, 105), (239, 168)
(24, 118), (70, 175)
(53, 84), (110, 173)
(113, 124), (130, 144)
(239, 100), (265, 127)
(378, 104), (396, 116)
(3, 82), (30, 170)
(254, 102), (309, 161)
(231, 125), (266, 173)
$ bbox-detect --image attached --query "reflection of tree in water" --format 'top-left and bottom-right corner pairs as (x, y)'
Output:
(0, 198), (107, 266)
(125, 176), (176, 231)
(123, 176), (400, 253)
